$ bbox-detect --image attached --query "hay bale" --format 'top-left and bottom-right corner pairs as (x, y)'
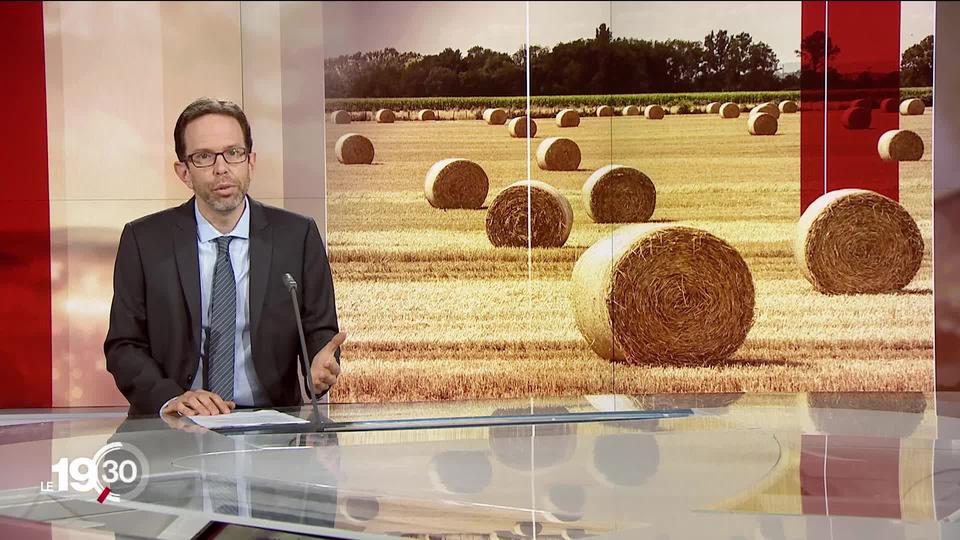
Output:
(374, 109), (395, 123)
(485, 180), (573, 248)
(483, 108), (508, 125)
(507, 116), (538, 138)
(582, 165), (656, 223)
(644, 104), (664, 119)
(424, 158), (489, 209)
(418, 109), (437, 121)
(795, 189), (923, 294)
(878, 129), (924, 161)
(779, 100), (799, 113)
(750, 103), (780, 119)
(900, 98), (925, 116)
(335, 133), (374, 165)
(841, 107), (871, 129)
(536, 137), (581, 171)
(706, 102), (721, 114)
(428, 451), (492, 494)
(596, 105), (614, 117)
(719, 102), (740, 119)
(747, 112), (778, 136)
(556, 109), (581, 128)
(570, 224), (755, 365)
(622, 105), (640, 116)
(330, 110), (351, 124)
(879, 98), (899, 113)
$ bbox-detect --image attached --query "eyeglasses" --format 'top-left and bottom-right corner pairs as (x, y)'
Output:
(184, 147), (249, 168)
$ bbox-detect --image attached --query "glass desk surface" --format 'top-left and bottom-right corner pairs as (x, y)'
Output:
(2, 392), (960, 539)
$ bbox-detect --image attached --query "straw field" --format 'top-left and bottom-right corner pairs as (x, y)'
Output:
(324, 111), (933, 402)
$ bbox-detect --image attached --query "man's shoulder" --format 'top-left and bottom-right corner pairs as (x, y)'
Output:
(125, 200), (192, 233)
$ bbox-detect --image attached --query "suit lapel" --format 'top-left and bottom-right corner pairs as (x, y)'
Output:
(173, 199), (201, 355)
(248, 197), (272, 342)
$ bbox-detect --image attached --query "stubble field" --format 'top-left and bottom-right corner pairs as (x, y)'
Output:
(323, 111), (933, 402)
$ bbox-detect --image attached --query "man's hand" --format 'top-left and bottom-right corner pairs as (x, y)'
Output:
(162, 390), (235, 416)
(310, 332), (346, 394)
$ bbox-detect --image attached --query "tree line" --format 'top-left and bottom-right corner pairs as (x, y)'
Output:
(324, 25), (933, 98)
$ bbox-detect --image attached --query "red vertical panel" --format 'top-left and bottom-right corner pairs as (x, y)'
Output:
(800, 434), (902, 519)
(824, 436), (902, 518)
(824, 1), (900, 200)
(800, 1), (826, 213)
(0, 2), (52, 408)
(934, 4), (960, 396)
(800, 1), (901, 214)
(936, 193), (960, 393)
(0, 516), (52, 540)
(799, 434), (828, 514)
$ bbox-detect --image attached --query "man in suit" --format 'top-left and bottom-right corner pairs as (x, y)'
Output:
(104, 97), (345, 417)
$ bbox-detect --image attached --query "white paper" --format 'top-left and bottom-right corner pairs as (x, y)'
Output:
(186, 409), (310, 429)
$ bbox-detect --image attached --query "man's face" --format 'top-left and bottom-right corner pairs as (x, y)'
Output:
(174, 114), (256, 215)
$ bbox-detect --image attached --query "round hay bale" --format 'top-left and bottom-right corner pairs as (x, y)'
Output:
(340, 496), (380, 523)
(482, 108), (508, 125)
(900, 98), (925, 116)
(795, 189), (924, 294)
(622, 105), (641, 116)
(330, 110), (351, 124)
(596, 105), (614, 117)
(556, 109), (581, 128)
(536, 137), (581, 171)
(779, 100), (799, 114)
(570, 224), (755, 365)
(589, 434), (661, 488)
(417, 109), (437, 121)
(485, 180), (573, 248)
(706, 102), (721, 114)
(849, 98), (873, 110)
(582, 165), (656, 223)
(335, 133), (374, 165)
(644, 104), (665, 120)
(424, 158), (489, 209)
(841, 107), (871, 129)
(878, 129), (924, 161)
(541, 484), (586, 523)
(750, 103), (780, 119)
(507, 116), (538, 138)
(428, 451), (493, 494)
(747, 112), (778, 136)
(879, 98), (899, 113)
(374, 108), (395, 123)
(719, 102), (740, 119)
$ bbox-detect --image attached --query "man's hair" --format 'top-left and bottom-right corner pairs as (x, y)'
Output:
(174, 97), (253, 162)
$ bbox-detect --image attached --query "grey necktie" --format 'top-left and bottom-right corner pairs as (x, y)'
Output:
(208, 235), (235, 401)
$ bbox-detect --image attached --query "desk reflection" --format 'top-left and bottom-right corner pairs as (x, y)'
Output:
(107, 413), (340, 529)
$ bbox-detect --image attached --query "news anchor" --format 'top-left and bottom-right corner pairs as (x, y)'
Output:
(104, 97), (345, 417)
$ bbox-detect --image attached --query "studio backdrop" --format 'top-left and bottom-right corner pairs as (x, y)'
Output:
(0, 1), (938, 407)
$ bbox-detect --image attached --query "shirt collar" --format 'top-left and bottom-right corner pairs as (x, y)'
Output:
(195, 196), (250, 243)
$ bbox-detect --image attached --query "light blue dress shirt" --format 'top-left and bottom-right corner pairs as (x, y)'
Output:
(189, 196), (268, 407)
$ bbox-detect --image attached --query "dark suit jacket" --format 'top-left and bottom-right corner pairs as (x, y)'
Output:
(104, 197), (340, 415)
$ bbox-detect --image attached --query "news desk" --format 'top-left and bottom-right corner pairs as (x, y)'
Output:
(1, 393), (959, 539)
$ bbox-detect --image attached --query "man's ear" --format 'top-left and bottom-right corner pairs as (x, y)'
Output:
(174, 160), (192, 189)
(247, 151), (257, 178)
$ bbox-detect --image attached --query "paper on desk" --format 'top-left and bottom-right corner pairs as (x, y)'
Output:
(187, 409), (310, 429)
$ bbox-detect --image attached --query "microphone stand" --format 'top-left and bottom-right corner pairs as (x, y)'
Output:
(284, 274), (323, 428)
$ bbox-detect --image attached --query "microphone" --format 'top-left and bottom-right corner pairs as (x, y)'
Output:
(283, 273), (322, 426)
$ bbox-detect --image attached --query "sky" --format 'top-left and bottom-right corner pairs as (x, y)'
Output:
(321, 1), (935, 70)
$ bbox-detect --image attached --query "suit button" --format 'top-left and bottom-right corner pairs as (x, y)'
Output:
(186, 374), (193, 382)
